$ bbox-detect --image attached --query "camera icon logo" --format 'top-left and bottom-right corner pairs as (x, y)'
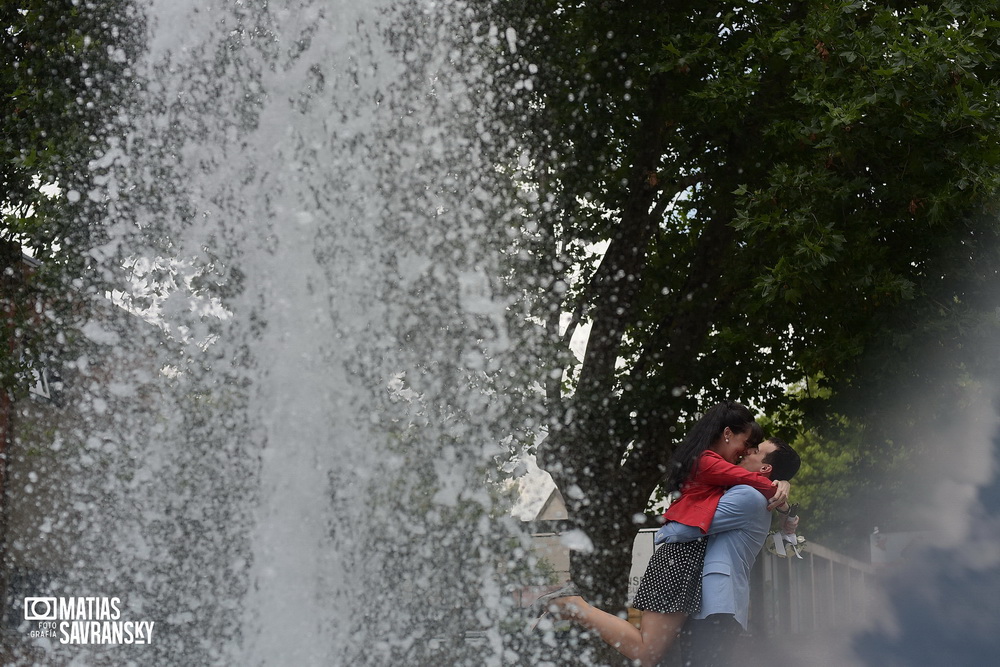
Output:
(24, 597), (57, 621)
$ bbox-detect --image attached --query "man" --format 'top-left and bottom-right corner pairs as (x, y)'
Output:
(655, 437), (801, 666)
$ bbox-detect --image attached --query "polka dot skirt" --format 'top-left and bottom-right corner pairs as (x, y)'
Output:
(631, 536), (707, 614)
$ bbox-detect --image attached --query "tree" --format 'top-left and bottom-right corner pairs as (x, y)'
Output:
(1, 0), (140, 395)
(1, 10), (140, 639)
(486, 0), (1000, 616)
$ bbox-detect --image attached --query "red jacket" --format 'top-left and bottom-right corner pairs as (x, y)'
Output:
(663, 450), (777, 533)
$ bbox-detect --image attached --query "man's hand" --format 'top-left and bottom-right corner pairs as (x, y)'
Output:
(767, 480), (790, 510)
(780, 513), (800, 535)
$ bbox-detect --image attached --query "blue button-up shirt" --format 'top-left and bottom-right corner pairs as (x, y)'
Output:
(654, 485), (771, 629)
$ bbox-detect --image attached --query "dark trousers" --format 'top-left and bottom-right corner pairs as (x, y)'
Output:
(675, 613), (742, 667)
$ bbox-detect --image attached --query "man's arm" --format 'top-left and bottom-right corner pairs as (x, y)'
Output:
(655, 486), (767, 544)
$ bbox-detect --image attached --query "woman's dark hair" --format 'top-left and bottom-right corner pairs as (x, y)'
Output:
(664, 400), (762, 495)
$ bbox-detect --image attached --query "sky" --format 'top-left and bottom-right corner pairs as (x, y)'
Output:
(849, 393), (1000, 666)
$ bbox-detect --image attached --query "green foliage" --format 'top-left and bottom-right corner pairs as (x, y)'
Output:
(484, 0), (1000, 603)
(758, 378), (909, 556)
(1, 1), (140, 394)
(3, 1), (120, 250)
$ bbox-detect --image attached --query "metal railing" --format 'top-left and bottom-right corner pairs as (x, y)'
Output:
(750, 539), (876, 636)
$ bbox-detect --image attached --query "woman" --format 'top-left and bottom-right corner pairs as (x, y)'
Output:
(534, 401), (790, 667)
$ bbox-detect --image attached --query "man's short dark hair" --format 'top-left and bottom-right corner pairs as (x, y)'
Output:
(763, 437), (801, 481)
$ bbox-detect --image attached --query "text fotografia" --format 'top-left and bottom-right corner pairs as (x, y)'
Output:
(23, 597), (155, 645)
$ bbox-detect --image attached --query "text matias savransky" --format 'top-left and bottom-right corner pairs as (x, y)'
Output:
(24, 596), (155, 645)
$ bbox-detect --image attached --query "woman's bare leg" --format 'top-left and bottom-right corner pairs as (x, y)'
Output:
(548, 596), (686, 667)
